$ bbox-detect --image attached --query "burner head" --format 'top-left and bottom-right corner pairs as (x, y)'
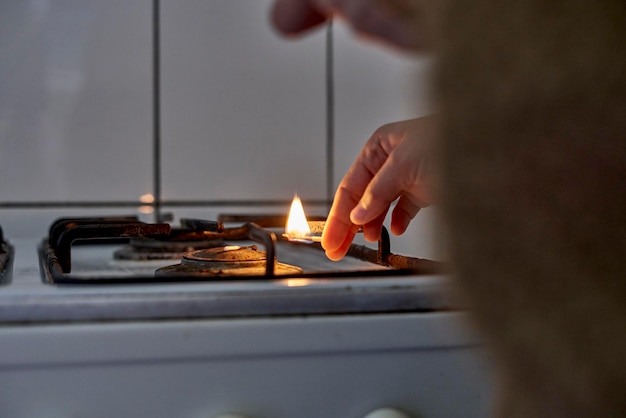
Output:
(154, 245), (303, 277)
(113, 234), (226, 260)
(184, 245), (265, 265)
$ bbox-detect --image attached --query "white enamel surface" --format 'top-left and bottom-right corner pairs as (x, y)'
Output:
(0, 312), (493, 418)
(1, 234), (494, 417)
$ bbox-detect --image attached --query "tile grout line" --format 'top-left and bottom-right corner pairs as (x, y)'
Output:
(325, 20), (335, 210)
(152, 0), (162, 222)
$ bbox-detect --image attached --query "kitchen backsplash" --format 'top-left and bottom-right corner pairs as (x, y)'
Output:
(0, 0), (438, 259)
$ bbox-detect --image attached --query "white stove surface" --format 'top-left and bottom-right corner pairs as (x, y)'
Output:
(0, 237), (494, 418)
(1, 237), (455, 324)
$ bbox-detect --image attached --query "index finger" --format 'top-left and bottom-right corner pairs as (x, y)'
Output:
(321, 142), (388, 254)
(322, 211), (360, 260)
(321, 183), (363, 255)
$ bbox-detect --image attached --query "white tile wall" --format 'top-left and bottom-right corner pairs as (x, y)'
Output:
(0, 0), (152, 202)
(160, 0), (327, 202)
(0, 0), (440, 259)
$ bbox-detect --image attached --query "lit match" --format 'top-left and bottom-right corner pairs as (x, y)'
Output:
(283, 195), (322, 243)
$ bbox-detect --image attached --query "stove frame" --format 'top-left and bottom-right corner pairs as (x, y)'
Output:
(39, 216), (444, 285)
(0, 226), (14, 285)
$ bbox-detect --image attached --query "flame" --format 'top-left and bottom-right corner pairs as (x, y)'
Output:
(285, 194), (311, 240)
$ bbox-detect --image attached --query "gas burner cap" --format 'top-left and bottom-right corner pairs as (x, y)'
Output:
(154, 245), (303, 278)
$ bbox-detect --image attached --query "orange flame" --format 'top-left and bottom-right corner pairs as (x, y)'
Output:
(285, 194), (311, 240)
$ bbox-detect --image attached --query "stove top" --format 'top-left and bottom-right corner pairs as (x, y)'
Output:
(0, 215), (453, 324)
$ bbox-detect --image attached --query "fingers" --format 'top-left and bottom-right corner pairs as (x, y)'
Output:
(349, 146), (409, 226)
(321, 183), (361, 257)
(349, 177), (398, 227)
(363, 210), (388, 242)
(351, 119), (434, 230)
(271, 0), (432, 51)
(336, 0), (421, 50)
(322, 152), (398, 258)
(322, 213), (360, 260)
(321, 131), (390, 257)
(322, 116), (436, 261)
(390, 194), (422, 235)
(271, 0), (329, 35)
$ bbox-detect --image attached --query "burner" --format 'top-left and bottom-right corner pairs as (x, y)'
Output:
(154, 245), (303, 277)
(113, 235), (225, 260)
(114, 219), (227, 260)
(40, 217), (444, 284)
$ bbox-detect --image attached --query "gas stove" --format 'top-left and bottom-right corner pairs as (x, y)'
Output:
(0, 215), (493, 418)
(2, 215), (448, 323)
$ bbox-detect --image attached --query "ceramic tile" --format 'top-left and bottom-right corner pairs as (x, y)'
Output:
(159, 203), (329, 228)
(160, 0), (327, 203)
(0, 0), (152, 203)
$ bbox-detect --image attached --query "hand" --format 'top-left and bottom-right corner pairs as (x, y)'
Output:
(321, 116), (437, 260)
(271, 0), (434, 51)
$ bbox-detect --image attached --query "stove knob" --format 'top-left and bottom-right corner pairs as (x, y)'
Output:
(362, 408), (412, 418)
